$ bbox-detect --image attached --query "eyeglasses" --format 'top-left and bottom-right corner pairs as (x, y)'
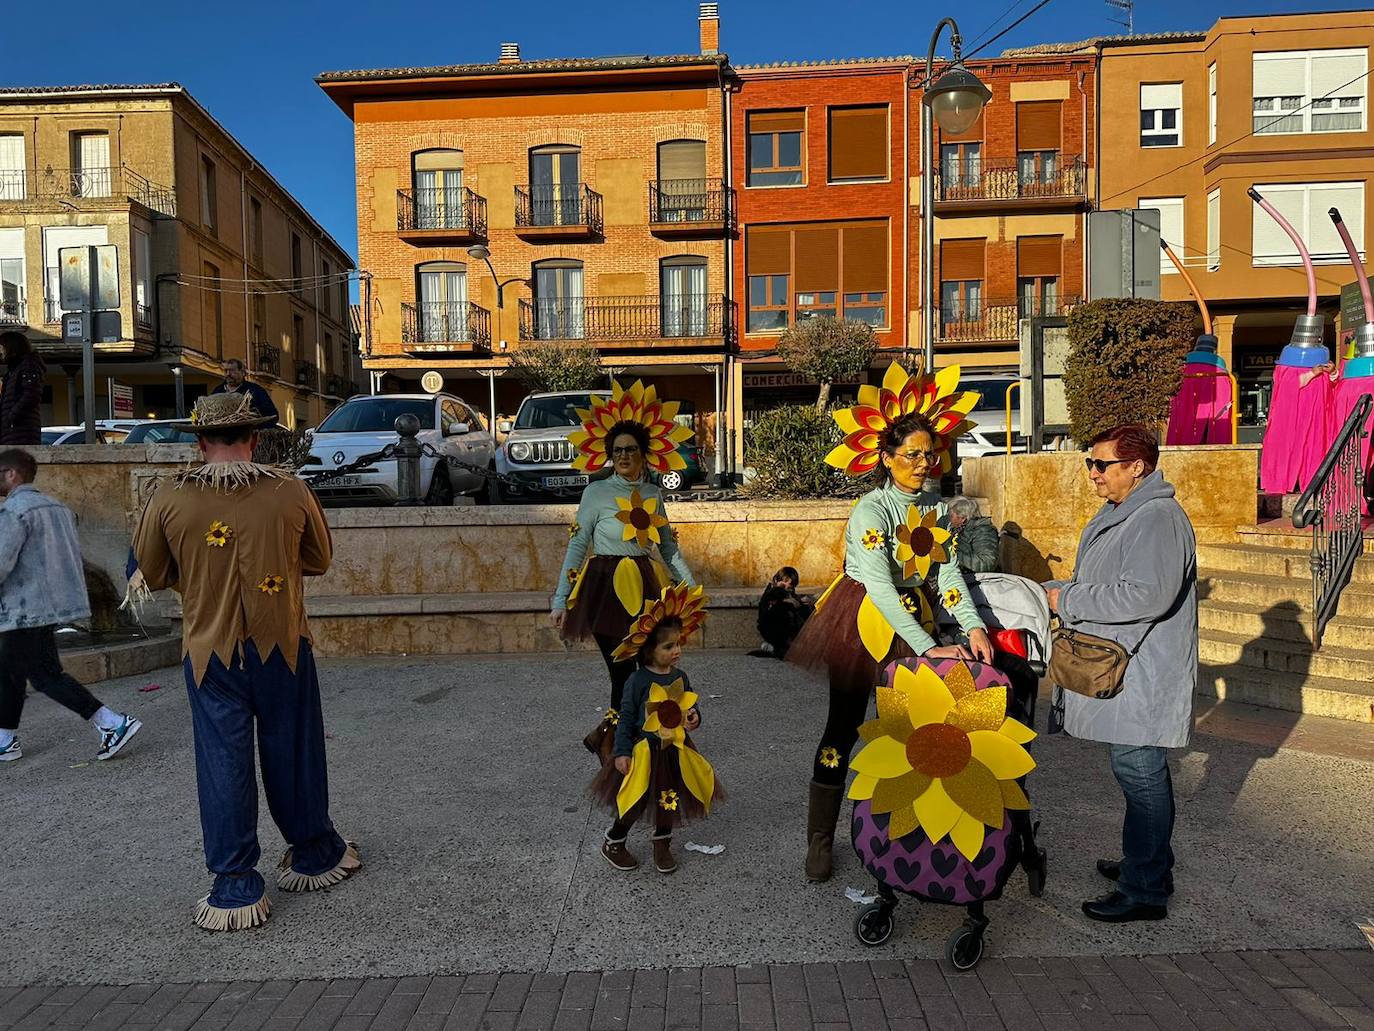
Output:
(892, 449), (939, 465)
(1085, 457), (1132, 474)
(611, 445), (642, 457)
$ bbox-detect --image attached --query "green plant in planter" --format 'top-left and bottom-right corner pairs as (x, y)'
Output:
(777, 317), (879, 413)
(743, 404), (866, 500)
(1063, 298), (1195, 444)
(508, 339), (604, 393)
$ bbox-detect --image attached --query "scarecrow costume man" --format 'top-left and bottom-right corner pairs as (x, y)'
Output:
(129, 393), (359, 931)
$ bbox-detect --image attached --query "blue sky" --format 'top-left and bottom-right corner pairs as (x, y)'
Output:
(1, 0), (1361, 264)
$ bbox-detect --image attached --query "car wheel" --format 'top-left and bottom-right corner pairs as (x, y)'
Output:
(480, 467), (503, 505)
(659, 470), (684, 492)
(424, 466), (455, 507)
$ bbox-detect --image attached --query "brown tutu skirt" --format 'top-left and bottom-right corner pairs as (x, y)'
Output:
(562, 554), (666, 642)
(589, 737), (725, 829)
(787, 577), (933, 696)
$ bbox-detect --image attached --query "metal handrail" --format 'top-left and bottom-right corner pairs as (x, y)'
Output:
(1004, 381), (1021, 456)
(1292, 392), (1371, 647)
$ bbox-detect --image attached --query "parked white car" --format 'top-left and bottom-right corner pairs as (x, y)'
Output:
(301, 393), (495, 506)
(40, 425), (115, 445)
(957, 375), (1026, 460)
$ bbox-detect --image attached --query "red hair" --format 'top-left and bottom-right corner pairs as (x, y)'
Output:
(1089, 424), (1159, 472)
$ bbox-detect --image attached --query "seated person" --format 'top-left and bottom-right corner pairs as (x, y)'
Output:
(751, 566), (814, 660)
(947, 495), (1001, 576)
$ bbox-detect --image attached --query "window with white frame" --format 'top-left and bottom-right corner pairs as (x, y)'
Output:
(1207, 189), (1221, 271)
(0, 228), (25, 325)
(1140, 197), (1184, 274)
(1140, 83), (1183, 147)
(133, 227), (152, 326)
(0, 134), (25, 200)
(1208, 64), (1217, 144)
(1253, 49), (1367, 135)
(1251, 182), (1364, 266)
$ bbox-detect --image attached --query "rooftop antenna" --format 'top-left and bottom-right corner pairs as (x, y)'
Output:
(1106, 0), (1134, 34)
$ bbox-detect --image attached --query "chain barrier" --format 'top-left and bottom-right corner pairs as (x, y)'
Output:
(300, 444), (399, 487)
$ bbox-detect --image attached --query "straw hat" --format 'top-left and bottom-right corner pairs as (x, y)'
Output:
(170, 392), (277, 433)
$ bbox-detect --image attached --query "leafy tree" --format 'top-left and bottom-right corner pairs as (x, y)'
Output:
(743, 404), (866, 500)
(508, 339), (604, 393)
(777, 317), (879, 413)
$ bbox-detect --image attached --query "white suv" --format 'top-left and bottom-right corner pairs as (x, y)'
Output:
(956, 375), (1025, 460)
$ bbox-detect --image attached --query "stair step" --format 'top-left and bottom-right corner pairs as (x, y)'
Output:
(1198, 627), (1374, 682)
(1235, 526), (1315, 551)
(1198, 599), (1374, 651)
(1199, 568), (1374, 618)
(1197, 542), (1374, 582)
(1200, 663), (1374, 722)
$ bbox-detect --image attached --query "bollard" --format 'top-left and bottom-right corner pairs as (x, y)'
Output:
(394, 413), (423, 505)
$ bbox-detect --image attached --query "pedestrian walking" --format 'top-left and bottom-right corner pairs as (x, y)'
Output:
(0, 448), (142, 762)
(129, 392), (358, 931)
(1043, 424), (1197, 923)
(1, 331), (46, 446)
(210, 358), (279, 422)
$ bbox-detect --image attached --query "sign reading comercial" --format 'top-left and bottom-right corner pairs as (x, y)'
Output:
(743, 372), (863, 389)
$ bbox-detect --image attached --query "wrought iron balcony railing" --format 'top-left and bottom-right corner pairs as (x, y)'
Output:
(648, 179), (734, 229)
(0, 295), (26, 326)
(17, 166), (177, 216)
(396, 186), (488, 236)
(0, 170), (26, 202)
(254, 341), (281, 378)
(936, 295), (1080, 342)
(136, 303), (152, 328)
(518, 295), (729, 342)
(935, 156), (1087, 204)
(324, 373), (352, 398)
(401, 300), (492, 350)
(515, 183), (603, 233)
(294, 359), (319, 393)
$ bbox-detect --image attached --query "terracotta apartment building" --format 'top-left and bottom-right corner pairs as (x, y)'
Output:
(0, 84), (355, 428)
(318, 6), (735, 466)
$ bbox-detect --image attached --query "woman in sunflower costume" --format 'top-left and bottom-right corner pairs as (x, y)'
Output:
(787, 364), (995, 883)
(588, 584), (721, 874)
(551, 381), (697, 761)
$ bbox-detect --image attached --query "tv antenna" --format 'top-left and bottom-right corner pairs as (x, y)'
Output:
(1106, 0), (1133, 34)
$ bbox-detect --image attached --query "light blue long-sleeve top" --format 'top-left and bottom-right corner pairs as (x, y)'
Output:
(844, 482), (986, 654)
(552, 474), (695, 610)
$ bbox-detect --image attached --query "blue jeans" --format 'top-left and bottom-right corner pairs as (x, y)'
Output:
(1109, 744), (1175, 907)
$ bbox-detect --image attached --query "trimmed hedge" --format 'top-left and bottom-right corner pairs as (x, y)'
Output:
(743, 404), (866, 500)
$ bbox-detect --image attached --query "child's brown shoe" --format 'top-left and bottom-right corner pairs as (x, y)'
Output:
(652, 833), (678, 874)
(602, 835), (639, 872)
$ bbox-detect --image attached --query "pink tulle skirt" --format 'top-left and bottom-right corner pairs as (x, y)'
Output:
(1261, 366), (1336, 494)
(1166, 364), (1234, 445)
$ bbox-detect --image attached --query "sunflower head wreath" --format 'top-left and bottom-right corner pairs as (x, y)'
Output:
(613, 581), (709, 662)
(824, 364), (981, 477)
(568, 380), (694, 475)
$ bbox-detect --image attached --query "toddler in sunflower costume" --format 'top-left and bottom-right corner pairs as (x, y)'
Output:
(589, 583), (723, 874)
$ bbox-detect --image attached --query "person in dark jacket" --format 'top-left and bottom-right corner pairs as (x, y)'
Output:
(750, 566), (813, 659)
(947, 495), (1001, 575)
(0, 331), (46, 447)
(211, 359), (279, 422)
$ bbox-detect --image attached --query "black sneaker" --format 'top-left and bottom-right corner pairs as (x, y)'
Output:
(96, 716), (142, 760)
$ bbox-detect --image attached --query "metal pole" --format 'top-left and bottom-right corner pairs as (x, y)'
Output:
(714, 361), (725, 487)
(65, 369), (78, 424)
(921, 99), (934, 376)
(486, 369), (498, 440)
(82, 247), (97, 444)
(173, 365), (185, 418)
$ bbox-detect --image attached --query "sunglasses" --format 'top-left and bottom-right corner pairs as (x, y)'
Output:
(1085, 457), (1132, 474)
(611, 446), (642, 457)
(892, 449), (939, 464)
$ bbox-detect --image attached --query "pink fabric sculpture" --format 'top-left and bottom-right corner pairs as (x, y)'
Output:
(1167, 363), (1234, 446)
(1333, 376), (1374, 515)
(1261, 366), (1336, 495)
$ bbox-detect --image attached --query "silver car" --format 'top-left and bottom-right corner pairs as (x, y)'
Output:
(494, 390), (612, 501)
(302, 393), (495, 506)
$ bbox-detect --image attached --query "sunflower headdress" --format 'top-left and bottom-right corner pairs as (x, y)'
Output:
(613, 581), (709, 662)
(824, 363), (980, 477)
(849, 662), (1035, 860)
(568, 380), (694, 475)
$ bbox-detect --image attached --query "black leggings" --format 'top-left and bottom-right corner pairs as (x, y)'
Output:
(608, 815), (672, 839)
(812, 681), (871, 786)
(0, 627), (104, 730)
(594, 633), (637, 712)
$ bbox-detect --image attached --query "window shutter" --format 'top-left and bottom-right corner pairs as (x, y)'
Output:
(1016, 235), (1062, 277)
(794, 227), (839, 291)
(1311, 51), (1367, 101)
(941, 110), (985, 144)
(941, 239), (985, 281)
(842, 223), (888, 293)
(80, 133), (109, 170)
(658, 140), (706, 181)
(828, 106), (888, 180)
(1252, 54), (1305, 98)
(1207, 190), (1221, 269)
(1016, 101), (1062, 150)
(1251, 186), (1303, 264)
(748, 111), (804, 134)
(414, 149), (463, 171)
(0, 135), (22, 172)
(746, 226), (791, 276)
(1141, 197), (1185, 270)
(1309, 182), (1364, 260)
(1140, 83), (1182, 111)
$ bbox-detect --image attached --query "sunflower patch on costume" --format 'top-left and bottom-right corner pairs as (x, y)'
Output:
(861, 529), (885, 551)
(616, 678), (717, 818)
(205, 521), (233, 548)
(616, 489), (668, 547)
(894, 507), (951, 580)
(257, 574), (285, 595)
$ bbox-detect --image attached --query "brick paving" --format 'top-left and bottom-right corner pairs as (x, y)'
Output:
(6, 949), (1374, 1031)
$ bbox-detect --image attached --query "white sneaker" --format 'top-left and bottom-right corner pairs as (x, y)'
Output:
(96, 716), (142, 760)
(0, 737), (20, 762)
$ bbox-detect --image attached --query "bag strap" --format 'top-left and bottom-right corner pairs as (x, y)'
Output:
(1053, 615), (1152, 657)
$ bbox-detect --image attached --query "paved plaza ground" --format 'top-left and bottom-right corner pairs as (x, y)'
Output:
(4, 650), (1374, 1026)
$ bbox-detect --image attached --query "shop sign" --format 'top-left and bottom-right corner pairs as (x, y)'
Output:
(743, 372), (862, 389)
(1342, 281), (1371, 330)
(1237, 351), (1278, 376)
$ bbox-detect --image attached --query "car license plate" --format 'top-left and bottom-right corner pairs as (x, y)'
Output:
(543, 475), (588, 488)
(331, 475), (362, 487)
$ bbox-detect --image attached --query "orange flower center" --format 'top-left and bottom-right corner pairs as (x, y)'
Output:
(657, 700), (683, 730)
(906, 723), (970, 778)
(630, 508), (652, 530)
(911, 527), (935, 555)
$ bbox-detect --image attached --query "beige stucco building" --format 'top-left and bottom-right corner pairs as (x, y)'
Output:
(0, 83), (355, 429)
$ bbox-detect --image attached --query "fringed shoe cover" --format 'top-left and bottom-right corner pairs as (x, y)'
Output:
(193, 894), (271, 932)
(277, 841), (361, 893)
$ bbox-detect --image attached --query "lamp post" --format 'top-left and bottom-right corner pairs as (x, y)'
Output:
(466, 244), (527, 437)
(914, 20), (993, 374)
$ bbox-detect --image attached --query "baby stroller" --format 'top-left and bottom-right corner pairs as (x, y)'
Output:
(850, 573), (1051, 970)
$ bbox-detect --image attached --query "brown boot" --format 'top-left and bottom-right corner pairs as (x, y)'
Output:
(602, 834), (639, 872)
(805, 780), (844, 882)
(652, 833), (678, 874)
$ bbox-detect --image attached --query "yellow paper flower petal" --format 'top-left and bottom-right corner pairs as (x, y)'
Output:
(943, 662), (977, 701)
(850, 736), (914, 779)
(648, 684), (668, 703)
(643, 496), (659, 514)
(942, 759), (1005, 827)
(615, 739), (652, 817)
(615, 495), (632, 511)
(906, 664), (956, 728)
(950, 811), (987, 861)
(644, 713), (662, 733)
(849, 772), (879, 800)
(857, 719), (885, 744)
(814, 573), (844, 612)
(875, 686), (916, 742)
(998, 716), (1036, 745)
(679, 692), (699, 712)
(678, 745), (716, 814)
(968, 730), (1036, 780)
(1001, 779), (1031, 810)
(888, 802), (921, 841)
(949, 687), (1008, 734)
(871, 770), (933, 815)
(613, 557), (645, 617)
(856, 593), (896, 663)
(913, 778), (962, 843)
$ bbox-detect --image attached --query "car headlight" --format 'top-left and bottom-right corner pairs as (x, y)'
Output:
(508, 441), (532, 462)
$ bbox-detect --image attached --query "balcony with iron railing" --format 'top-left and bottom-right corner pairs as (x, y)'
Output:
(254, 341), (282, 379)
(933, 156), (1088, 213)
(3, 166), (177, 217)
(518, 295), (731, 350)
(936, 296), (1081, 344)
(0, 294), (26, 327)
(294, 359), (320, 393)
(396, 186), (488, 244)
(514, 183), (603, 239)
(400, 300), (492, 355)
(324, 373), (352, 399)
(648, 179), (734, 236)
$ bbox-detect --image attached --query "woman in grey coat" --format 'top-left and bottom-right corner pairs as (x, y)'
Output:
(1044, 424), (1197, 924)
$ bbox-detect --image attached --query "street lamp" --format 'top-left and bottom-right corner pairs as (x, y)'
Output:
(466, 244), (526, 309)
(915, 19), (992, 374)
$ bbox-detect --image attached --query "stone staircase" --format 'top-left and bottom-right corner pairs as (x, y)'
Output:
(1198, 524), (1374, 721)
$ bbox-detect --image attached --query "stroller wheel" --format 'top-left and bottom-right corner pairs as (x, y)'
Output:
(854, 902), (895, 947)
(945, 924), (986, 971)
(1027, 848), (1048, 898)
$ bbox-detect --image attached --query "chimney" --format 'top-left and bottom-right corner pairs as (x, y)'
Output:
(499, 42), (520, 64)
(698, 3), (720, 55)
